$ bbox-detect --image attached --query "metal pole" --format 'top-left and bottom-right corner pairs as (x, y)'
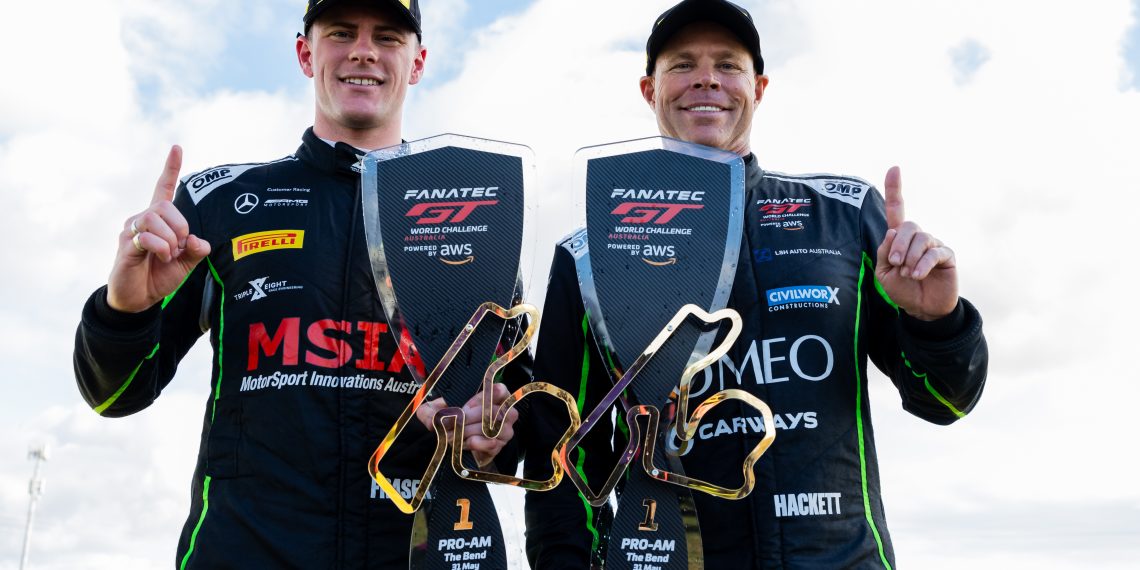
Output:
(20, 444), (48, 570)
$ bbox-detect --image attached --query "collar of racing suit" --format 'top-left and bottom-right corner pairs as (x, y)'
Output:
(743, 152), (763, 190)
(296, 127), (368, 178)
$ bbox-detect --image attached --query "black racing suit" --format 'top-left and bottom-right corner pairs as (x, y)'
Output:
(74, 128), (528, 569)
(522, 154), (988, 569)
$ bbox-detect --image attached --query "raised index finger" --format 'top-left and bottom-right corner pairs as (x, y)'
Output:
(884, 165), (905, 230)
(153, 145), (183, 205)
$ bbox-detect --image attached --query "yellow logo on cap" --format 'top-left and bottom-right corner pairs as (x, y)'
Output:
(398, 0), (411, 8)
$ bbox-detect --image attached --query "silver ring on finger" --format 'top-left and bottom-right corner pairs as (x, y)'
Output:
(130, 218), (143, 236)
(132, 233), (145, 253)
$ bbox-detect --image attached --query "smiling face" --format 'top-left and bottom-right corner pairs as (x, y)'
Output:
(640, 21), (767, 156)
(296, 2), (426, 148)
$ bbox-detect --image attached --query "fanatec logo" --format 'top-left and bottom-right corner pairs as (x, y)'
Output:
(402, 186), (500, 225)
(234, 193), (259, 214)
(610, 188), (706, 224)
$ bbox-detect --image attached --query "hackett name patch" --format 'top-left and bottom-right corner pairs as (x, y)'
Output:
(232, 230), (305, 260)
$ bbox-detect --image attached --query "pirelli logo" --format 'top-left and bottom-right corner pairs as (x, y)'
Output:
(232, 230), (305, 260)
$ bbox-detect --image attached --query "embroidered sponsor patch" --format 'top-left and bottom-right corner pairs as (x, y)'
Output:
(232, 230), (304, 260)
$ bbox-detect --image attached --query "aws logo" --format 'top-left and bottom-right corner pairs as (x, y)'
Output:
(439, 243), (474, 265)
(641, 244), (676, 266)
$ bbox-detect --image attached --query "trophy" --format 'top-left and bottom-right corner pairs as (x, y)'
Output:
(361, 135), (580, 569)
(563, 138), (776, 569)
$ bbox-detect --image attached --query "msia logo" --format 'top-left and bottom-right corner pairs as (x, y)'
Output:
(405, 201), (497, 224)
(611, 202), (703, 224)
(247, 317), (413, 373)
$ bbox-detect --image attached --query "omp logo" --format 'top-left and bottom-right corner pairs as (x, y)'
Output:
(405, 201), (497, 224)
(766, 285), (839, 307)
(186, 160), (290, 205)
(189, 168), (232, 191)
(611, 202), (703, 224)
(822, 181), (865, 197)
(232, 230), (304, 260)
(234, 193), (259, 214)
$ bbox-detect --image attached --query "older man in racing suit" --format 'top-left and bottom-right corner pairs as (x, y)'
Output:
(522, 1), (988, 568)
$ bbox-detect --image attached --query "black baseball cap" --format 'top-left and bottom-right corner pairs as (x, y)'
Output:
(303, 0), (422, 38)
(645, 0), (764, 76)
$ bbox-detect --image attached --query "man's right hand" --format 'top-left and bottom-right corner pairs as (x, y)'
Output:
(106, 145), (212, 313)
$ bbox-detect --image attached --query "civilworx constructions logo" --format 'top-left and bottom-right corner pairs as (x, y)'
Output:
(766, 285), (840, 312)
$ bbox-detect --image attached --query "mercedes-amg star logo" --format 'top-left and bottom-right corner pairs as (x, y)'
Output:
(234, 193), (260, 214)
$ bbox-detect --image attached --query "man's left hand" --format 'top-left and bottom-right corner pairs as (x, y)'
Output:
(875, 166), (959, 321)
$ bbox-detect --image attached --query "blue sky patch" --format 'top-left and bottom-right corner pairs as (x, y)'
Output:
(1124, 0), (1140, 90)
(949, 38), (991, 86)
(419, 0), (533, 88)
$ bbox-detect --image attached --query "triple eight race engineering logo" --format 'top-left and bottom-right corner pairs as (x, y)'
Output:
(401, 185), (500, 265)
(233, 276), (303, 302)
(607, 187), (705, 266)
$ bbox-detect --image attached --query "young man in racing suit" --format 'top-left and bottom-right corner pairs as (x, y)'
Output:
(522, 1), (988, 568)
(73, 1), (524, 567)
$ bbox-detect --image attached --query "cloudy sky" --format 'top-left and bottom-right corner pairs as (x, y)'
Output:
(2, 0), (1139, 568)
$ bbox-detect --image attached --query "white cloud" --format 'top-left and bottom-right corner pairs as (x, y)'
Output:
(3, 0), (1139, 567)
